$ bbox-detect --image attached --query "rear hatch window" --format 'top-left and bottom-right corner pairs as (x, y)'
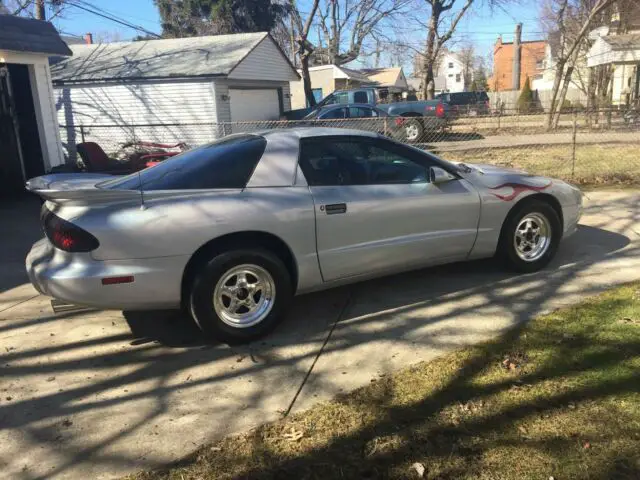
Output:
(98, 135), (267, 191)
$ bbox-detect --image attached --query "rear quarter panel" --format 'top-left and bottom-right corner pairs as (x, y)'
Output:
(64, 188), (321, 292)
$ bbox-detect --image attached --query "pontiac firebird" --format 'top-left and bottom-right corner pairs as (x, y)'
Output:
(26, 128), (582, 343)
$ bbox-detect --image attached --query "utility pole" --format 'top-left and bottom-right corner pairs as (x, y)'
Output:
(35, 0), (45, 20)
(512, 23), (522, 90)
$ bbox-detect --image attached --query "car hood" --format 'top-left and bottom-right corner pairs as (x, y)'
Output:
(456, 162), (552, 191)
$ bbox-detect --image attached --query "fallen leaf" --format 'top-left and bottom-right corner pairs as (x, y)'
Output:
(411, 462), (425, 477)
(283, 427), (303, 442)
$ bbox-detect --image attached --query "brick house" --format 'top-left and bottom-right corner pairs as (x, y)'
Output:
(489, 36), (546, 91)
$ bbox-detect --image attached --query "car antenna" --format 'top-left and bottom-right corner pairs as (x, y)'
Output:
(138, 170), (146, 210)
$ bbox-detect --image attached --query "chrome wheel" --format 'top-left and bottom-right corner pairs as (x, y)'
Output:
(213, 264), (276, 328)
(513, 213), (552, 262)
(405, 123), (420, 141)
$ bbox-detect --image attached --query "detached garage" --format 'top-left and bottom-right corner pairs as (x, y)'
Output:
(50, 32), (299, 156)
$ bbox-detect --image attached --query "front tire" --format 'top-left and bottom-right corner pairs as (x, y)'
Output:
(499, 200), (561, 273)
(189, 249), (292, 344)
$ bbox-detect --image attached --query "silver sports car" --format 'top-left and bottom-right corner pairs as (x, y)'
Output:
(26, 128), (582, 343)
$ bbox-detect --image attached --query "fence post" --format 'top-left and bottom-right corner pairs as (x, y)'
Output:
(571, 108), (577, 180)
(79, 124), (86, 143)
(497, 109), (501, 131)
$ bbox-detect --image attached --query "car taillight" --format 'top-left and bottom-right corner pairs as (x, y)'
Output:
(436, 103), (445, 118)
(395, 117), (405, 126)
(43, 209), (99, 252)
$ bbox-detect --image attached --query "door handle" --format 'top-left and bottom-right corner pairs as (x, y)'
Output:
(324, 203), (347, 215)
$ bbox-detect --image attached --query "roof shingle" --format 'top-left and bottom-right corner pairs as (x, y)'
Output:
(0, 14), (72, 56)
(51, 32), (269, 82)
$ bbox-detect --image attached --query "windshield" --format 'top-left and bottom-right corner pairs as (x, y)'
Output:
(97, 135), (267, 191)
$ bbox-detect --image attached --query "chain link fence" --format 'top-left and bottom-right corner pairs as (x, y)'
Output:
(59, 108), (640, 187)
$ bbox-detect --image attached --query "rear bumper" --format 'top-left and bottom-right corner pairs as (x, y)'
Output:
(26, 238), (187, 310)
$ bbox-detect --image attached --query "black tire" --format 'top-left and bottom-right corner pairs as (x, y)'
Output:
(404, 118), (424, 143)
(498, 200), (562, 273)
(189, 249), (293, 344)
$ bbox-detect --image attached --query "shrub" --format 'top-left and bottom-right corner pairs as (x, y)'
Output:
(517, 77), (534, 113)
(560, 99), (572, 112)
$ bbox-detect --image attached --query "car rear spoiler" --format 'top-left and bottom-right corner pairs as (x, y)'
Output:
(25, 173), (142, 206)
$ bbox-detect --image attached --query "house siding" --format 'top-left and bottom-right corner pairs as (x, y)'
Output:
(229, 36), (299, 82)
(290, 67), (337, 109)
(55, 80), (219, 156)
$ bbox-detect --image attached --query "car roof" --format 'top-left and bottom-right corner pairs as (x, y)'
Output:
(261, 127), (380, 139)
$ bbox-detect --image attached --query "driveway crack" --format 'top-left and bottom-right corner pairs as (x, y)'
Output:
(282, 291), (352, 417)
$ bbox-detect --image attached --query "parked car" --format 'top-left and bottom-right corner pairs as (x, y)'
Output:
(377, 100), (449, 142)
(285, 87), (448, 142)
(26, 129), (582, 343)
(283, 88), (378, 120)
(300, 103), (406, 141)
(436, 91), (490, 116)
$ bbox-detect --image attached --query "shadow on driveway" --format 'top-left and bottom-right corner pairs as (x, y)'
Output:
(0, 192), (637, 479)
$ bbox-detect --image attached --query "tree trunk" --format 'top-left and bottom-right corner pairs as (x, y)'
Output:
(422, 3), (441, 100)
(35, 0), (45, 20)
(546, 58), (566, 130)
(552, 49), (580, 129)
(586, 66), (595, 128)
(300, 53), (316, 107)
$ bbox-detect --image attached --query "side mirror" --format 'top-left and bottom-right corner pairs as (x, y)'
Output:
(430, 166), (456, 184)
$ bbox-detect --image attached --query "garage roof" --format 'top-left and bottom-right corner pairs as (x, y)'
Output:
(51, 32), (297, 83)
(0, 15), (72, 56)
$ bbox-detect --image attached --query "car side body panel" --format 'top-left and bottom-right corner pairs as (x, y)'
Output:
(25, 129), (582, 313)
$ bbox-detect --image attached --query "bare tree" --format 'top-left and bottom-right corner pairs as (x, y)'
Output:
(4, 0), (65, 19)
(458, 43), (475, 90)
(316, 0), (410, 66)
(544, 0), (617, 130)
(421, 0), (474, 99)
(290, 0), (322, 106)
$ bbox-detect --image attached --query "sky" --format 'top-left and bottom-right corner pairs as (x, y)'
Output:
(50, 0), (543, 74)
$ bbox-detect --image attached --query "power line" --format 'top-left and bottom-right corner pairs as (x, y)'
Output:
(61, 0), (161, 38)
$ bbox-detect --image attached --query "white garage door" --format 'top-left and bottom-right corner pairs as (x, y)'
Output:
(229, 88), (280, 122)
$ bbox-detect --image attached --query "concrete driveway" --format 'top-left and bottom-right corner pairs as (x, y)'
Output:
(1, 190), (639, 480)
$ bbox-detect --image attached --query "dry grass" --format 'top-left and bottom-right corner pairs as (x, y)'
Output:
(130, 283), (640, 480)
(443, 143), (640, 187)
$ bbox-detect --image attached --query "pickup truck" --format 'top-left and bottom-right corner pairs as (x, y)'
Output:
(283, 87), (448, 142)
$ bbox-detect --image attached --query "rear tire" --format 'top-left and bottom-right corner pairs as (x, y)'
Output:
(189, 249), (292, 344)
(498, 200), (562, 273)
(404, 118), (424, 142)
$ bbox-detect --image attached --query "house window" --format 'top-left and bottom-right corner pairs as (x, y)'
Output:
(448, 74), (454, 78)
(536, 60), (544, 69)
(456, 74), (461, 82)
(448, 62), (454, 68)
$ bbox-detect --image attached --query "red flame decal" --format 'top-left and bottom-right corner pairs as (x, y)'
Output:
(490, 181), (552, 201)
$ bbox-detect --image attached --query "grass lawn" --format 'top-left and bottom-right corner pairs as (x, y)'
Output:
(131, 283), (640, 480)
(442, 143), (640, 187)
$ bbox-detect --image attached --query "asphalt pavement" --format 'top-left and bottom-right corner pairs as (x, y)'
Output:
(1, 190), (639, 480)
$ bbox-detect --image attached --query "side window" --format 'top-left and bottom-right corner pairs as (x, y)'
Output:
(348, 107), (373, 118)
(299, 138), (432, 186)
(320, 107), (347, 119)
(334, 92), (349, 104)
(353, 90), (369, 103)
